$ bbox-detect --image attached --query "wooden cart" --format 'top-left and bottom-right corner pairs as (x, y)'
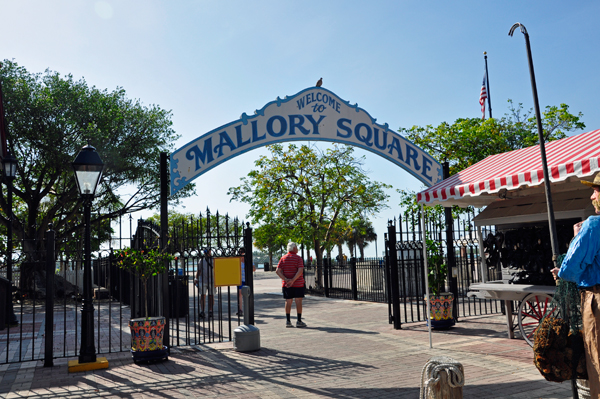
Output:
(467, 281), (556, 346)
(466, 191), (594, 347)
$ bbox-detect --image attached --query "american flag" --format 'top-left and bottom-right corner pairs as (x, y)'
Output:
(479, 72), (488, 120)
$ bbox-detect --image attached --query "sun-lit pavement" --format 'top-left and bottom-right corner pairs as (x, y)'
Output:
(0, 272), (573, 398)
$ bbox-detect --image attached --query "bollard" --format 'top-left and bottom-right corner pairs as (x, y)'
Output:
(233, 286), (260, 352)
(420, 356), (464, 399)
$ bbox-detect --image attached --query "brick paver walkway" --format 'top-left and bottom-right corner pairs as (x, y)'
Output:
(0, 272), (574, 398)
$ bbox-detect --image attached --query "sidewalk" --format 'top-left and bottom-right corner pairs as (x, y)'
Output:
(0, 272), (573, 398)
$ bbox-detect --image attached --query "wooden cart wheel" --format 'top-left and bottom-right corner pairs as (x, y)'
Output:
(517, 293), (558, 347)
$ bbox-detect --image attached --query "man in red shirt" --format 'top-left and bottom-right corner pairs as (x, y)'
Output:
(276, 242), (307, 328)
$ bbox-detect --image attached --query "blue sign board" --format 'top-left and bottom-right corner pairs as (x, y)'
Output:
(170, 87), (442, 195)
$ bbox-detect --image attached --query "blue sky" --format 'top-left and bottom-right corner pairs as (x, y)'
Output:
(2, 1), (599, 256)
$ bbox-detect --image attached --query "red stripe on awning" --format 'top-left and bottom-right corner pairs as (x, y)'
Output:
(583, 159), (591, 174)
(417, 129), (600, 205)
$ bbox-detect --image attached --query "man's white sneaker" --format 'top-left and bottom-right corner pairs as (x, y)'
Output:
(296, 320), (307, 328)
(286, 320), (293, 328)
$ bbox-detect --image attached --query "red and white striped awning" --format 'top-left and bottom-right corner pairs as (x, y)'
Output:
(417, 129), (600, 207)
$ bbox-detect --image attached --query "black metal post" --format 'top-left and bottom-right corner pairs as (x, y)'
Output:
(387, 221), (401, 330)
(44, 226), (55, 367)
(160, 152), (170, 351)
(350, 257), (358, 300)
(443, 162), (459, 321)
(323, 257), (330, 297)
(484, 52), (492, 119)
(244, 223), (255, 325)
(6, 176), (17, 326)
(509, 22), (576, 399)
(384, 232), (392, 322)
(509, 23), (560, 264)
(79, 200), (96, 364)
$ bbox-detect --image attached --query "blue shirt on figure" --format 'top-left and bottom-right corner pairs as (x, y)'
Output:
(558, 215), (600, 287)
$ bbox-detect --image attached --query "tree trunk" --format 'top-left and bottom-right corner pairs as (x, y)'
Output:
(20, 239), (46, 292)
(313, 239), (323, 289)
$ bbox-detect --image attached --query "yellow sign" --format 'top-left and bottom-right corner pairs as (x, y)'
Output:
(213, 257), (242, 287)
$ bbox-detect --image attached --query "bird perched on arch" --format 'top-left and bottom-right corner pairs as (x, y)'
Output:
(316, 78), (322, 87)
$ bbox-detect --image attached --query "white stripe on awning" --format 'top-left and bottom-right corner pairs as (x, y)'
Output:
(417, 129), (600, 206)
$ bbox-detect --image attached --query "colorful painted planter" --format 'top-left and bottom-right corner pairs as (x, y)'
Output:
(427, 293), (455, 329)
(129, 316), (165, 352)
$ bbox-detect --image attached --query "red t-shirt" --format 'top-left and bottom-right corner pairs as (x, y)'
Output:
(277, 252), (305, 287)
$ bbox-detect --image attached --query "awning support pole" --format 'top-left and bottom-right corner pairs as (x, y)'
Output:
(476, 226), (487, 283)
(421, 204), (432, 348)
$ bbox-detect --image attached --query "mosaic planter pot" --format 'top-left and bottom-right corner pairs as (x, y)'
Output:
(129, 316), (166, 352)
(427, 292), (455, 329)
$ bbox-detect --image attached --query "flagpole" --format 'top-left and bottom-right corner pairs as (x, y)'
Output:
(484, 52), (492, 119)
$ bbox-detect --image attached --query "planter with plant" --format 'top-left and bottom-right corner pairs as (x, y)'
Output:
(425, 239), (455, 329)
(115, 247), (174, 361)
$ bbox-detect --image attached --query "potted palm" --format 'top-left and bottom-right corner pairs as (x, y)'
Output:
(426, 239), (455, 329)
(114, 246), (174, 362)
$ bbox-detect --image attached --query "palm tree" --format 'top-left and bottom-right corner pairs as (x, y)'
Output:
(357, 224), (377, 259)
(347, 218), (376, 260)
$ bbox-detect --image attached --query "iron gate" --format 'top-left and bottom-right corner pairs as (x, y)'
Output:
(0, 210), (252, 365)
(304, 210), (503, 326)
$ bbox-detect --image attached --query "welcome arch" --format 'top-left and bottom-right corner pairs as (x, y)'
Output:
(170, 87), (442, 195)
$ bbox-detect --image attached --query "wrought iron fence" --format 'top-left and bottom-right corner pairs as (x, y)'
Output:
(0, 210), (250, 364)
(305, 210), (503, 324)
(305, 258), (386, 303)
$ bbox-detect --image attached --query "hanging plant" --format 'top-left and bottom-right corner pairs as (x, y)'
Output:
(114, 247), (174, 319)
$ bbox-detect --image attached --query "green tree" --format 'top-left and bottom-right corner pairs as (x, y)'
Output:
(0, 60), (194, 287)
(400, 100), (585, 176)
(397, 100), (585, 226)
(228, 144), (390, 287)
(328, 216), (351, 260)
(253, 223), (287, 268)
(349, 218), (377, 260)
(146, 210), (243, 254)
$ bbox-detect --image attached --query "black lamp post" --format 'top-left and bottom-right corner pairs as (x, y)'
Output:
(508, 23), (560, 263)
(72, 144), (104, 364)
(2, 152), (18, 327)
(509, 22), (578, 399)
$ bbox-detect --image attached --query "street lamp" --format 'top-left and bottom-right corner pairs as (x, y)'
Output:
(72, 144), (104, 364)
(509, 22), (577, 399)
(508, 23), (560, 263)
(2, 152), (18, 327)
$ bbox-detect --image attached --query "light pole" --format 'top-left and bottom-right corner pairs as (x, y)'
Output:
(72, 144), (104, 364)
(2, 152), (18, 327)
(509, 22), (578, 399)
